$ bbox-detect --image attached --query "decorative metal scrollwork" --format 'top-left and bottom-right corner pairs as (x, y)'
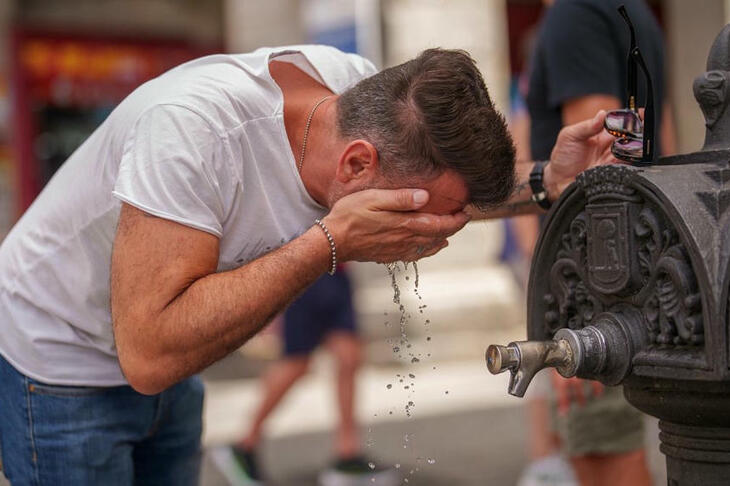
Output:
(543, 166), (703, 347)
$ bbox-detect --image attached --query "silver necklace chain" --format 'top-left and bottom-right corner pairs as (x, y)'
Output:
(298, 95), (333, 172)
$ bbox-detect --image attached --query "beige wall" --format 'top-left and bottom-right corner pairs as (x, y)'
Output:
(382, 0), (511, 114)
(224, 0), (305, 52)
(665, 0), (725, 154)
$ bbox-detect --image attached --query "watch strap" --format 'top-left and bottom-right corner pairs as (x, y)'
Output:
(529, 161), (552, 210)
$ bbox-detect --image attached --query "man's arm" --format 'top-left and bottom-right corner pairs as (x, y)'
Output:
(562, 95), (621, 127)
(111, 188), (467, 395)
(472, 110), (617, 219)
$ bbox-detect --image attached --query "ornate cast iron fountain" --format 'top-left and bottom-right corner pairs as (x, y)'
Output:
(487, 25), (730, 485)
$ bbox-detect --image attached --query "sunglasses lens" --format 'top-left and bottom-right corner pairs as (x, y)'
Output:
(605, 110), (643, 138)
(611, 136), (644, 162)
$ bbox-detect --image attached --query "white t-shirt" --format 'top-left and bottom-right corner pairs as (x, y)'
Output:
(0, 45), (376, 386)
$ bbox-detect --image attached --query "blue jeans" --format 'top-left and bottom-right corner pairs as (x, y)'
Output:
(0, 353), (204, 485)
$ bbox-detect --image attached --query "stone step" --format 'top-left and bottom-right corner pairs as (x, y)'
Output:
(364, 326), (527, 367)
(354, 263), (525, 341)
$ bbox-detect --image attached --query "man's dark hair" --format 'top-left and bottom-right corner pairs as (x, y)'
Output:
(337, 48), (516, 210)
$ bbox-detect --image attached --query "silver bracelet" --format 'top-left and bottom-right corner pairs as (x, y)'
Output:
(314, 219), (337, 275)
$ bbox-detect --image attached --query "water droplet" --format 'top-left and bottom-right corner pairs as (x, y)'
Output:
(386, 384), (392, 390)
(425, 319), (430, 324)
(395, 463), (401, 469)
(427, 458), (436, 465)
(408, 373), (415, 378)
(368, 462), (375, 470)
(426, 336), (431, 341)
(411, 357), (420, 363)
(445, 390), (449, 395)
(405, 276), (410, 280)
(393, 346), (400, 353)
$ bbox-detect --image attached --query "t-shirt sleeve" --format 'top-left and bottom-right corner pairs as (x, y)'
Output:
(113, 104), (227, 237)
(541, 2), (624, 109)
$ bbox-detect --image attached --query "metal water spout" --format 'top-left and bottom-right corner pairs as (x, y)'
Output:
(487, 311), (646, 397)
(486, 336), (575, 397)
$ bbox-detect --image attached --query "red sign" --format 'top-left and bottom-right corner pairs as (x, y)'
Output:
(12, 30), (219, 213)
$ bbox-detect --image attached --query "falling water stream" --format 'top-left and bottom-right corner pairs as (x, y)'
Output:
(365, 261), (440, 484)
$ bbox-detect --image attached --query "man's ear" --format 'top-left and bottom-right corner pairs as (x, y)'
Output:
(335, 139), (379, 183)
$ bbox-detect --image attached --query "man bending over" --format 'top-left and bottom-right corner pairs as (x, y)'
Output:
(0, 45), (614, 485)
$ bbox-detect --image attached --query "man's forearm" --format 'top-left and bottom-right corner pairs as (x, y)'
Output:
(473, 109), (617, 220)
(469, 161), (546, 220)
(122, 226), (330, 393)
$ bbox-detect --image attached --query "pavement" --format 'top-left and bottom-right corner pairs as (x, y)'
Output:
(201, 405), (529, 486)
(200, 353), (529, 486)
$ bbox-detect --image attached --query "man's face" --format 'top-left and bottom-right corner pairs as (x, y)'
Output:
(360, 168), (468, 215)
(414, 169), (469, 215)
(327, 140), (469, 215)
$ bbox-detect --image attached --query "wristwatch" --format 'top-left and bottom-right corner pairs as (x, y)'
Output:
(529, 161), (552, 210)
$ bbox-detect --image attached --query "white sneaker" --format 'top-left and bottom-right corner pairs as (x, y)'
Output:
(517, 454), (578, 486)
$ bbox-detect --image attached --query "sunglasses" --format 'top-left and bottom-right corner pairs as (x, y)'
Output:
(604, 5), (655, 165)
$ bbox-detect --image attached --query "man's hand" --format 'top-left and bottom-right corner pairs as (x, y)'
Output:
(545, 110), (619, 200)
(323, 188), (470, 263)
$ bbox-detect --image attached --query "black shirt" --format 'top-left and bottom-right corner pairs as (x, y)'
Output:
(527, 0), (665, 161)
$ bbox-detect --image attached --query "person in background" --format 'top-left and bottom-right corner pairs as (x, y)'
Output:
(502, 73), (540, 290)
(526, 0), (676, 485)
(219, 266), (384, 484)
